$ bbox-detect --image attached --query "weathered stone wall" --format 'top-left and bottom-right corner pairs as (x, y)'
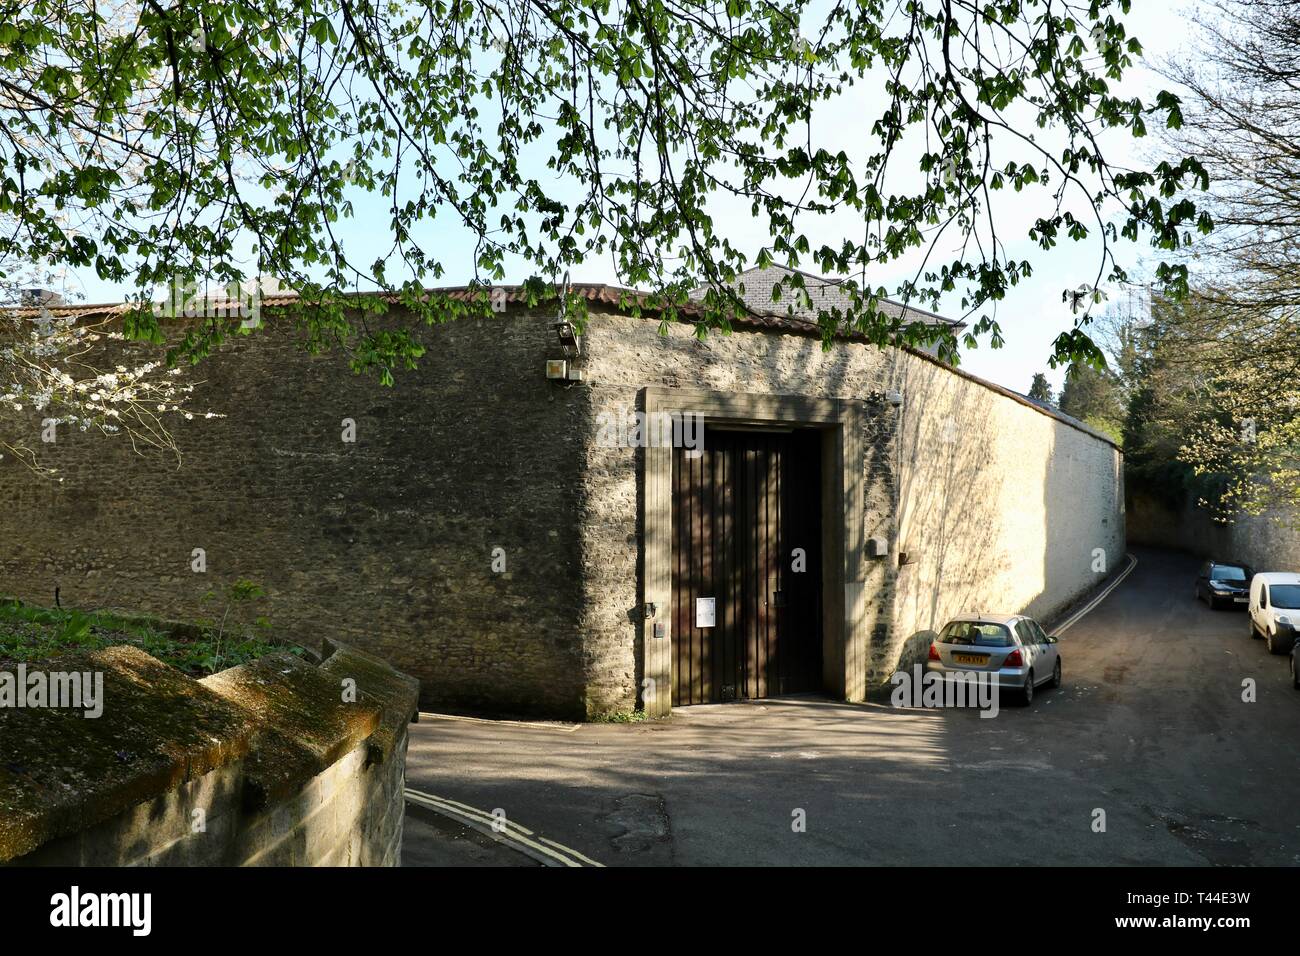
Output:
(2, 642), (418, 866)
(574, 313), (899, 713)
(1, 299), (1124, 717)
(0, 309), (589, 717)
(574, 313), (1124, 704)
(15, 726), (408, 866)
(1128, 491), (1300, 571)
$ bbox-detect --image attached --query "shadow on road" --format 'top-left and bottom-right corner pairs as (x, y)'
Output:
(405, 548), (1300, 866)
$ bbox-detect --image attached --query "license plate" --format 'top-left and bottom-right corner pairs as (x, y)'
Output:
(1234, 597), (1247, 603)
(953, 654), (988, 665)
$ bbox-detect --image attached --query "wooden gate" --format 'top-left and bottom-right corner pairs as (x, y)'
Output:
(671, 426), (823, 705)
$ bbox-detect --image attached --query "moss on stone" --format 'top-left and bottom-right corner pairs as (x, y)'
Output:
(2, 640), (420, 862)
(318, 640), (420, 765)
(0, 645), (257, 863)
(199, 652), (378, 808)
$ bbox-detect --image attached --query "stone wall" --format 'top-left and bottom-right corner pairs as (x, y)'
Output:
(0, 308), (589, 717)
(1128, 491), (1300, 571)
(1, 642), (418, 866)
(575, 313), (897, 713)
(886, 350), (1126, 671)
(0, 297), (1124, 717)
(574, 312), (1124, 706)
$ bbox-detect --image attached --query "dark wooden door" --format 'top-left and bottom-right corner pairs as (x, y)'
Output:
(671, 427), (822, 705)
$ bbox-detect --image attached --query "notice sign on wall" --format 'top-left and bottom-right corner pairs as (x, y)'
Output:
(696, 597), (716, 628)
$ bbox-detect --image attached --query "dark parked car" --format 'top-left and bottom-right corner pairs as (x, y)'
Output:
(1291, 640), (1300, 690)
(1195, 560), (1253, 609)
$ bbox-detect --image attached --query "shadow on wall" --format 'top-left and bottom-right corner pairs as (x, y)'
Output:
(888, 356), (1021, 676)
(1128, 492), (1227, 557)
(581, 325), (892, 713)
(882, 352), (1123, 683)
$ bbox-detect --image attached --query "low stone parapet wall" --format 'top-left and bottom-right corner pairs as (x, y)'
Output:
(0, 641), (419, 866)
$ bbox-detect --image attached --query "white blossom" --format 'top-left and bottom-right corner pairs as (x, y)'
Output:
(2, 273), (222, 476)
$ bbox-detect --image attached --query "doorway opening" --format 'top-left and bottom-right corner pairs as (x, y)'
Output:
(671, 426), (824, 705)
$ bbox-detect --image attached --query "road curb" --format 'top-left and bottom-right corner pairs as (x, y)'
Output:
(418, 711), (582, 733)
(1051, 552), (1138, 636)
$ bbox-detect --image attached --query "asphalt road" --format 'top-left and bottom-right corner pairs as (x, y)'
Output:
(403, 547), (1300, 866)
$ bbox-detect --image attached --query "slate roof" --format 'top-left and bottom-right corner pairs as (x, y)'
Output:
(702, 263), (966, 331)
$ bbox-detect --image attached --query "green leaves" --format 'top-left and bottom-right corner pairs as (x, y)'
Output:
(1154, 90), (1184, 129)
(0, 0), (1206, 373)
(308, 16), (337, 43)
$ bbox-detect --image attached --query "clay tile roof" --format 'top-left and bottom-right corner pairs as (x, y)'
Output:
(0, 281), (913, 342)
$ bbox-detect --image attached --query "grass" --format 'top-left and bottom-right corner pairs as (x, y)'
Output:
(0, 597), (298, 676)
(590, 709), (652, 724)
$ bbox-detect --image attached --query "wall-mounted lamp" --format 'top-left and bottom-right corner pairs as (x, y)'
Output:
(551, 318), (581, 355)
(884, 389), (903, 407)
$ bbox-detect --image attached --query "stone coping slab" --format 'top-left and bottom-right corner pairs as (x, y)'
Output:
(1, 642), (420, 862)
(0, 645), (258, 862)
(199, 651), (381, 808)
(318, 640), (421, 765)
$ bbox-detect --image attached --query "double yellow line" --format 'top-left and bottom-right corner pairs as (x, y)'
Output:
(404, 787), (604, 868)
(1052, 552), (1139, 637)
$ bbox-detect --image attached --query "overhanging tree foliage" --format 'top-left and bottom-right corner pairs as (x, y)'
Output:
(1116, 292), (1218, 508)
(1, 0), (1209, 385)
(1109, 286), (1300, 523)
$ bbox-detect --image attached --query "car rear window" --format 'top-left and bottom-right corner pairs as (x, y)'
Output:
(939, 622), (1014, 647)
(1270, 585), (1300, 609)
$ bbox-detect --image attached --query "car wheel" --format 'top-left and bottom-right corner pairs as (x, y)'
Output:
(1020, 670), (1035, 706)
(1267, 630), (1280, 655)
(1050, 658), (1062, 689)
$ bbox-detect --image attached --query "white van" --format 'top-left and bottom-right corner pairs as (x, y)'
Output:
(1248, 572), (1300, 655)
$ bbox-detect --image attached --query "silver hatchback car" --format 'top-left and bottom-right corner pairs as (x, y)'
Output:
(925, 614), (1061, 705)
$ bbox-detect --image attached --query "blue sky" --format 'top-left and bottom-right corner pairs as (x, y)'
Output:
(949, 2), (1196, 393)
(69, 1), (1196, 395)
